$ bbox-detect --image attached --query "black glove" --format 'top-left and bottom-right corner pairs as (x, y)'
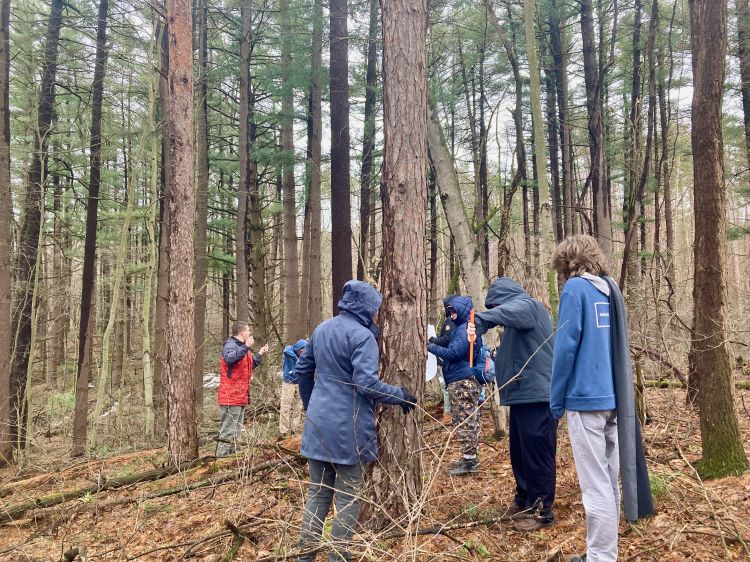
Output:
(400, 387), (417, 415)
(428, 336), (437, 344)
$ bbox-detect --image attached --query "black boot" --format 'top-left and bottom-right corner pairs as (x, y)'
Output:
(448, 456), (479, 476)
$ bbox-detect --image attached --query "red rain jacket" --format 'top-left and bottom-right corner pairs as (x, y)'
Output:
(218, 337), (261, 406)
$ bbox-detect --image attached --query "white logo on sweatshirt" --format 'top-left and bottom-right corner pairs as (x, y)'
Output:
(594, 302), (610, 328)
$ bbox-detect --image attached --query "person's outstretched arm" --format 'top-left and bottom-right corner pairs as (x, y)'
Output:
(474, 299), (536, 336)
(351, 336), (407, 405)
(428, 324), (470, 361)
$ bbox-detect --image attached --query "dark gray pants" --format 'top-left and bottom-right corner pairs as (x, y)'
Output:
(297, 459), (364, 562)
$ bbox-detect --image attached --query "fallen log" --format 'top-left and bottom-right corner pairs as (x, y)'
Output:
(26, 458), (293, 523)
(0, 456), (210, 525)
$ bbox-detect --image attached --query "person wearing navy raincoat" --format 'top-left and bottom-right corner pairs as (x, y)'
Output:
(293, 280), (417, 562)
(427, 295), (484, 476)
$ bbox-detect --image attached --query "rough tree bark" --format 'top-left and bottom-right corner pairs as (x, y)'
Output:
(72, 0), (109, 457)
(549, 0), (574, 237)
(357, 0), (378, 281)
(330, 0), (353, 311)
(426, 99), (488, 304)
(737, 0), (750, 167)
(0, 0), (11, 465)
(10, 0), (63, 449)
(367, 0), (427, 525)
(280, 0), (301, 343)
(687, 0), (749, 478)
(580, 0), (612, 256)
(236, 0), (252, 323)
(193, 0), (209, 413)
(153, 22), (170, 439)
(307, 0), (323, 330)
(165, 0), (198, 465)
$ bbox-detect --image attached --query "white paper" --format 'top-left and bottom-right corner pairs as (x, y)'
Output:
(426, 324), (438, 381)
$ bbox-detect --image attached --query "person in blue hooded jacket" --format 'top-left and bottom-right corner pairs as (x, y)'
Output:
(294, 280), (417, 562)
(279, 339), (307, 438)
(427, 295), (484, 476)
(468, 277), (557, 531)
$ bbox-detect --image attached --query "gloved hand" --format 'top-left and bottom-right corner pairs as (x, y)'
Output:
(400, 387), (417, 415)
(428, 336), (437, 344)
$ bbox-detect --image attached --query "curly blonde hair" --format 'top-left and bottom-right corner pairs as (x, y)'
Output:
(552, 234), (609, 279)
(522, 278), (551, 312)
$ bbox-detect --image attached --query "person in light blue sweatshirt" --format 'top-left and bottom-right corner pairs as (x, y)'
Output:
(551, 235), (653, 562)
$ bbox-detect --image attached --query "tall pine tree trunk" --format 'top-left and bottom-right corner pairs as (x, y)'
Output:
(236, 0), (252, 323)
(307, 0), (323, 331)
(330, 0), (352, 311)
(0, 0), (11, 465)
(153, 22), (170, 439)
(165, 0), (198, 465)
(367, 0), (427, 525)
(357, 0), (378, 281)
(280, 0), (301, 343)
(11, 0), (63, 449)
(193, 0), (209, 413)
(72, 0), (109, 456)
(688, 0), (749, 478)
(580, 0), (611, 256)
(737, 0), (750, 167)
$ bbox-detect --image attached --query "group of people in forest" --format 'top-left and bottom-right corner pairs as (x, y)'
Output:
(215, 234), (654, 562)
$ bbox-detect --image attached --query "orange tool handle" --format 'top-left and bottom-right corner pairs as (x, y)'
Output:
(468, 308), (476, 368)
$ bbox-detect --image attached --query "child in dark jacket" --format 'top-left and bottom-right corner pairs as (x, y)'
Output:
(217, 321), (268, 457)
(427, 295), (484, 477)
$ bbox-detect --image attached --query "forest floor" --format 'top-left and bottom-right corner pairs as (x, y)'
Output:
(1, 386), (749, 561)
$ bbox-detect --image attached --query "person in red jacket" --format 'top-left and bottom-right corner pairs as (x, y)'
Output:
(217, 321), (268, 457)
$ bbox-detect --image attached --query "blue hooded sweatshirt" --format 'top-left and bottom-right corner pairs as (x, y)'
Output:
(427, 295), (483, 385)
(474, 277), (554, 405)
(295, 280), (408, 465)
(282, 339), (307, 384)
(550, 275), (616, 419)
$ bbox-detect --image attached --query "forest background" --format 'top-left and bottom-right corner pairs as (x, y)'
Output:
(0, 0), (749, 560)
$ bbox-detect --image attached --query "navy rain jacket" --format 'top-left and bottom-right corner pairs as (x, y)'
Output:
(427, 295), (483, 385)
(295, 280), (407, 465)
(474, 277), (554, 405)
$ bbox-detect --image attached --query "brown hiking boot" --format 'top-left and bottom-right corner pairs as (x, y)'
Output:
(505, 503), (526, 517)
(513, 518), (553, 532)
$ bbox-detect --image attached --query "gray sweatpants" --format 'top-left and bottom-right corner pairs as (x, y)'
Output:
(567, 410), (620, 562)
(216, 405), (245, 457)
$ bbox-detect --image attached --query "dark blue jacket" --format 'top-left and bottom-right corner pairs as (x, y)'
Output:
(474, 277), (554, 405)
(296, 280), (407, 465)
(282, 339), (307, 384)
(427, 295), (483, 385)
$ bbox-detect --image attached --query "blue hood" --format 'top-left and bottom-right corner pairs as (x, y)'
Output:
(485, 277), (528, 308)
(292, 339), (307, 353)
(444, 295), (474, 323)
(337, 280), (382, 328)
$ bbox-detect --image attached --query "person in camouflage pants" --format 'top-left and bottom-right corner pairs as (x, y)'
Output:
(448, 377), (482, 458)
(427, 295), (484, 476)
